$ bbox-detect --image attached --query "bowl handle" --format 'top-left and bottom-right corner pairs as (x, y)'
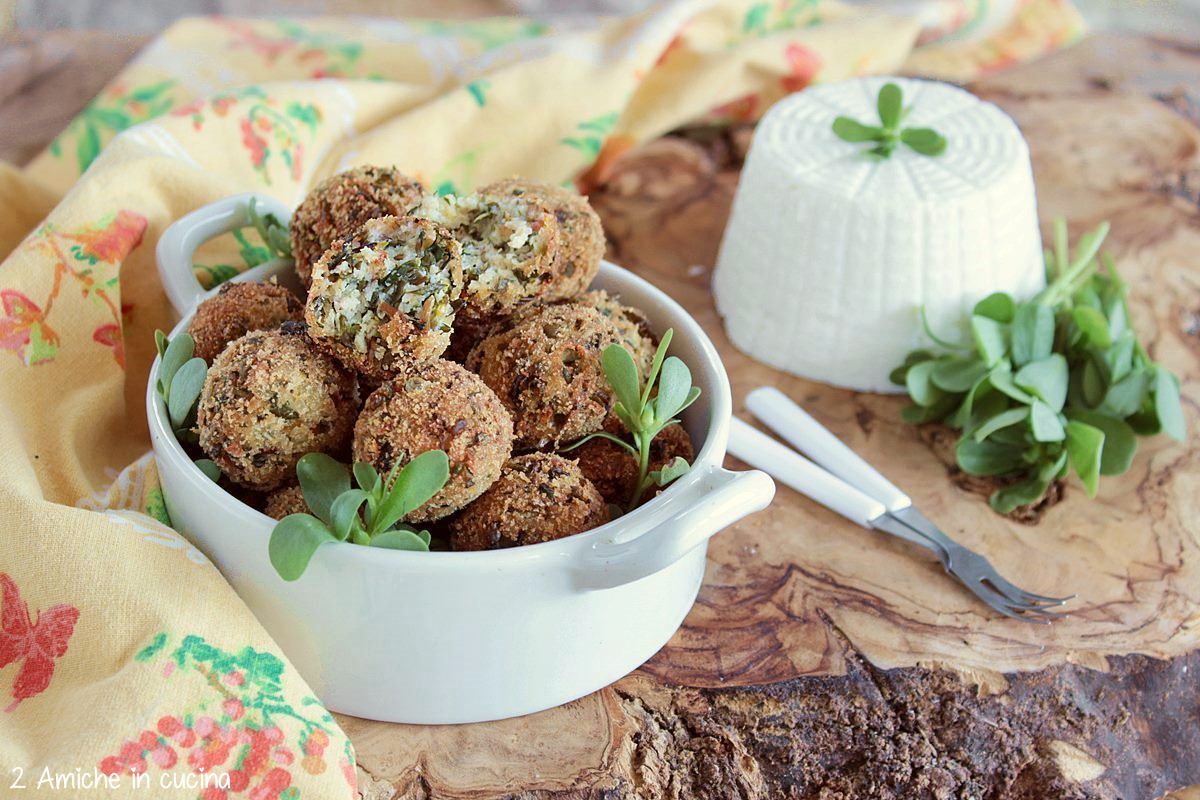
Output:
(156, 192), (293, 316)
(572, 466), (775, 591)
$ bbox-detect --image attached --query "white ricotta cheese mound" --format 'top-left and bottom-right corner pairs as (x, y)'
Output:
(713, 77), (1045, 393)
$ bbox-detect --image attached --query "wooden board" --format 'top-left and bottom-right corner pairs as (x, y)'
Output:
(343, 36), (1200, 800)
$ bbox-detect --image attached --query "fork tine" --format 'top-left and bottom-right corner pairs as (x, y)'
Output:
(978, 571), (1073, 606)
(953, 574), (1050, 623)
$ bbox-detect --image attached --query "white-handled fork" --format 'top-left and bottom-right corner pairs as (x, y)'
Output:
(728, 387), (1071, 623)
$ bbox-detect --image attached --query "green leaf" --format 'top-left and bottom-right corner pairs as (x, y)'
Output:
(947, 373), (993, 429)
(641, 329), (674, 407)
(1100, 368), (1150, 418)
(1065, 409), (1136, 475)
(369, 529), (431, 551)
(1014, 354), (1068, 411)
(1010, 302), (1054, 367)
(931, 356), (988, 393)
(561, 431), (639, 456)
(155, 329), (168, 359)
(973, 292), (1016, 323)
(988, 364), (1035, 405)
(900, 127), (946, 156)
(956, 438), (1024, 476)
(1029, 401), (1066, 442)
(832, 117), (884, 143)
(194, 459), (221, 482)
(269, 514), (337, 581)
(972, 406), (1029, 443)
(1153, 367), (1185, 441)
(1103, 331), (1136, 384)
(373, 450), (450, 533)
(353, 462), (381, 494)
(167, 358), (207, 428)
(919, 307), (970, 350)
(1066, 420), (1105, 497)
(1071, 306), (1112, 348)
(1079, 358), (1106, 408)
(602, 344), (643, 424)
(905, 360), (945, 407)
(160, 332), (195, 396)
(654, 356), (692, 423)
(970, 316), (1008, 367)
(900, 394), (958, 425)
(989, 450), (1066, 513)
(297, 453), (351, 526)
(330, 489), (370, 542)
(877, 82), (902, 129)
(652, 456), (691, 487)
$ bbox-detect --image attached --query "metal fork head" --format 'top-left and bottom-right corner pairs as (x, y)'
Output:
(886, 507), (1072, 622)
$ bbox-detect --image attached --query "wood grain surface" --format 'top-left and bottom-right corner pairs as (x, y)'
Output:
(1, 28), (1197, 800)
(343, 36), (1200, 799)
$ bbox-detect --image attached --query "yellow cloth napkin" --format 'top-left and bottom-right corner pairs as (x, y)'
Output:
(0, 2), (1081, 796)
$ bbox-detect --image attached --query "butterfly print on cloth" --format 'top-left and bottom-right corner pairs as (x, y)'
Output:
(1, 573), (80, 712)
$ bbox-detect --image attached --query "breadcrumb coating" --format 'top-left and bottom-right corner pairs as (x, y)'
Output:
(450, 453), (609, 550)
(197, 324), (359, 491)
(466, 303), (625, 451)
(290, 166), (424, 286)
(352, 359), (513, 523)
(187, 280), (304, 363)
(306, 216), (463, 378)
(482, 177), (605, 301)
(410, 191), (560, 327)
(263, 484), (308, 520)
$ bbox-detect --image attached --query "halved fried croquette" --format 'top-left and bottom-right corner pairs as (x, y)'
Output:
(263, 484), (308, 520)
(481, 177), (604, 301)
(465, 303), (625, 451)
(410, 191), (560, 326)
(450, 453), (609, 550)
(572, 422), (696, 507)
(197, 324), (359, 491)
(290, 166), (425, 286)
(187, 280), (304, 363)
(306, 216), (463, 378)
(352, 359), (513, 523)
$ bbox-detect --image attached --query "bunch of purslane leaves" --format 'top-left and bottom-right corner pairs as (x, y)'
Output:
(269, 451), (450, 581)
(566, 328), (700, 512)
(892, 219), (1185, 514)
(831, 81), (947, 159)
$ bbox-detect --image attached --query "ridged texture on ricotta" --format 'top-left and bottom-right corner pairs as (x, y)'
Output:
(713, 77), (1045, 393)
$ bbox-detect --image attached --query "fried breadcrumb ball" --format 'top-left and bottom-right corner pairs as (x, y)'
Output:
(410, 190), (560, 327)
(481, 178), (604, 301)
(352, 359), (513, 523)
(290, 166), (425, 286)
(306, 216), (463, 378)
(572, 422), (695, 507)
(466, 303), (625, 451)
(450, 453), (609, 550)
(482, 178), (604, 303)
(263, 484), (307, 520)
(187, 280), (304, 363)
(197, 323), (359, 491)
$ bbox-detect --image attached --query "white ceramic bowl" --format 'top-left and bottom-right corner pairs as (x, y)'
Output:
(149, 194), (775, 724)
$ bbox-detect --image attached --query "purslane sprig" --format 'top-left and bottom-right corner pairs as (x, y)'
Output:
(268, 451), (449, 581)
(155, 330), (208, 445)
(892, 218), (1185, 514)
(247, 198), (292, 261)
(832, 82), (946, 159)
(565, 329), (700, 511)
